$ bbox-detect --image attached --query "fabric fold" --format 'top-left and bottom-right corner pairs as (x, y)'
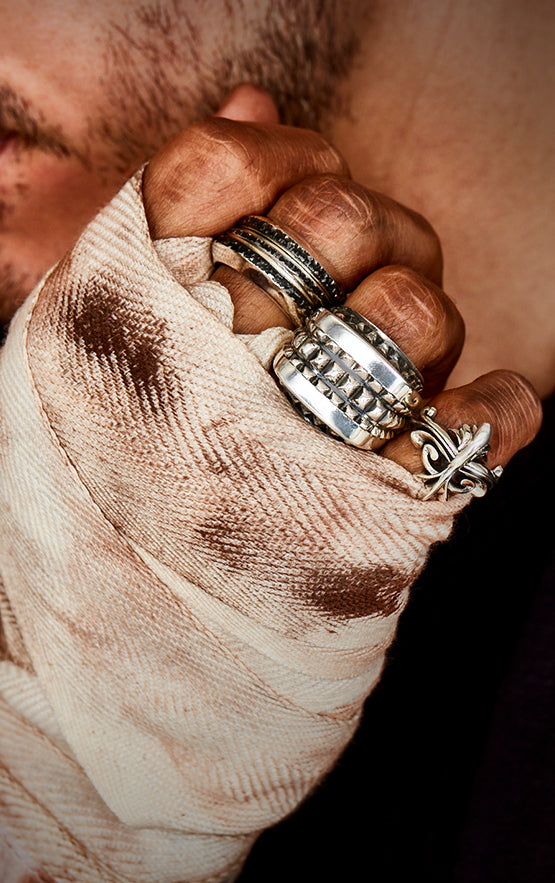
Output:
(0, 169), (467, 881)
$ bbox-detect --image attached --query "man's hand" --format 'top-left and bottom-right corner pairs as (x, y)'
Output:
(0, 86), (544, 881)
(143, 102), (542, 475)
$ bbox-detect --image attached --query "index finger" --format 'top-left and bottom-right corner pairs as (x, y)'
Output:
(142, 117), (349, 240)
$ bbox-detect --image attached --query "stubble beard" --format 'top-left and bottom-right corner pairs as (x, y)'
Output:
(0, 0), (361, 335)
(98, 0), (361, 172)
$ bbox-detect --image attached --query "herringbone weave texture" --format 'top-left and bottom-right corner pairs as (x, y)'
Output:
(0, 172), (466, 882)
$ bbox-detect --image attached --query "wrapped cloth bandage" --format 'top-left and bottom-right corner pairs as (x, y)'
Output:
(0, 172), (468, 882)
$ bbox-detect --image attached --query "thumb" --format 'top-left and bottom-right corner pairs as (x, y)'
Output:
(215, 83), (280, 124)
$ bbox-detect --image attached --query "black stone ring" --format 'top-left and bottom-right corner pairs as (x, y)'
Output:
(212, 215), (345, 324)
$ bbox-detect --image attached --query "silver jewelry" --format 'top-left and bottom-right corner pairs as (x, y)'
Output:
(212, 215), (345, 323)
(323, 306), (424, 399)
(273, 307), (423, 450)
(410, 406), (503, 501)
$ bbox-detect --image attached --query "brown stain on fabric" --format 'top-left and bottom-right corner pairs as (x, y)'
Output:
(195, 511), (259, 569)
(66, 275), (168, 413)
(196, 505), (409, 620)
(304, 564), (410, 620)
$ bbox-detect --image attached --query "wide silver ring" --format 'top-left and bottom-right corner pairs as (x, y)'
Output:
(212, 215), (345, 323)
(410, 406), (503, 500)
(273, 307), (423, 450)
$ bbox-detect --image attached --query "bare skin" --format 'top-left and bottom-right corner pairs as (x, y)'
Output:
(0, 0), (358, 324)
(328, 0), (555, 399)
(1, 1), (553, 402)
(0, 1), (551, 463)
(143, 110), (542, 476)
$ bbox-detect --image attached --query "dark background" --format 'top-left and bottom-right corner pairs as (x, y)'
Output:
(238, 393), (555, 883)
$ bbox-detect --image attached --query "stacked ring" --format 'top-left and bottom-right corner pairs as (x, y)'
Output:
(213, 215), (345, 323)
(215, 213), (503, 500)
(273, 307), (423, 450)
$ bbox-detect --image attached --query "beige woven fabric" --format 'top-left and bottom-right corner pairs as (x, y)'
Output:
(0, 171), (467, 882)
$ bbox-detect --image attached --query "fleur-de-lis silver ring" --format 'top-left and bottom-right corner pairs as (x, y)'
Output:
(409, 406), (503, 500)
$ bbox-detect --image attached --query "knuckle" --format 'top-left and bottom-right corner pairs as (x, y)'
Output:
(374, 264), (439, 305)
(435, 370), (542, 464)
(369, 265), (464, 351)
(487, 370), (543, 440)
(146, 117), (266, 211)
(305, 132), (350, 175)
(277, 174), (380, 239)
(184, 118), (261, 189)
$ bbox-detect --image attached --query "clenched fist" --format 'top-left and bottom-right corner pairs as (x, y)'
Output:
(0, 96), (542, 883)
